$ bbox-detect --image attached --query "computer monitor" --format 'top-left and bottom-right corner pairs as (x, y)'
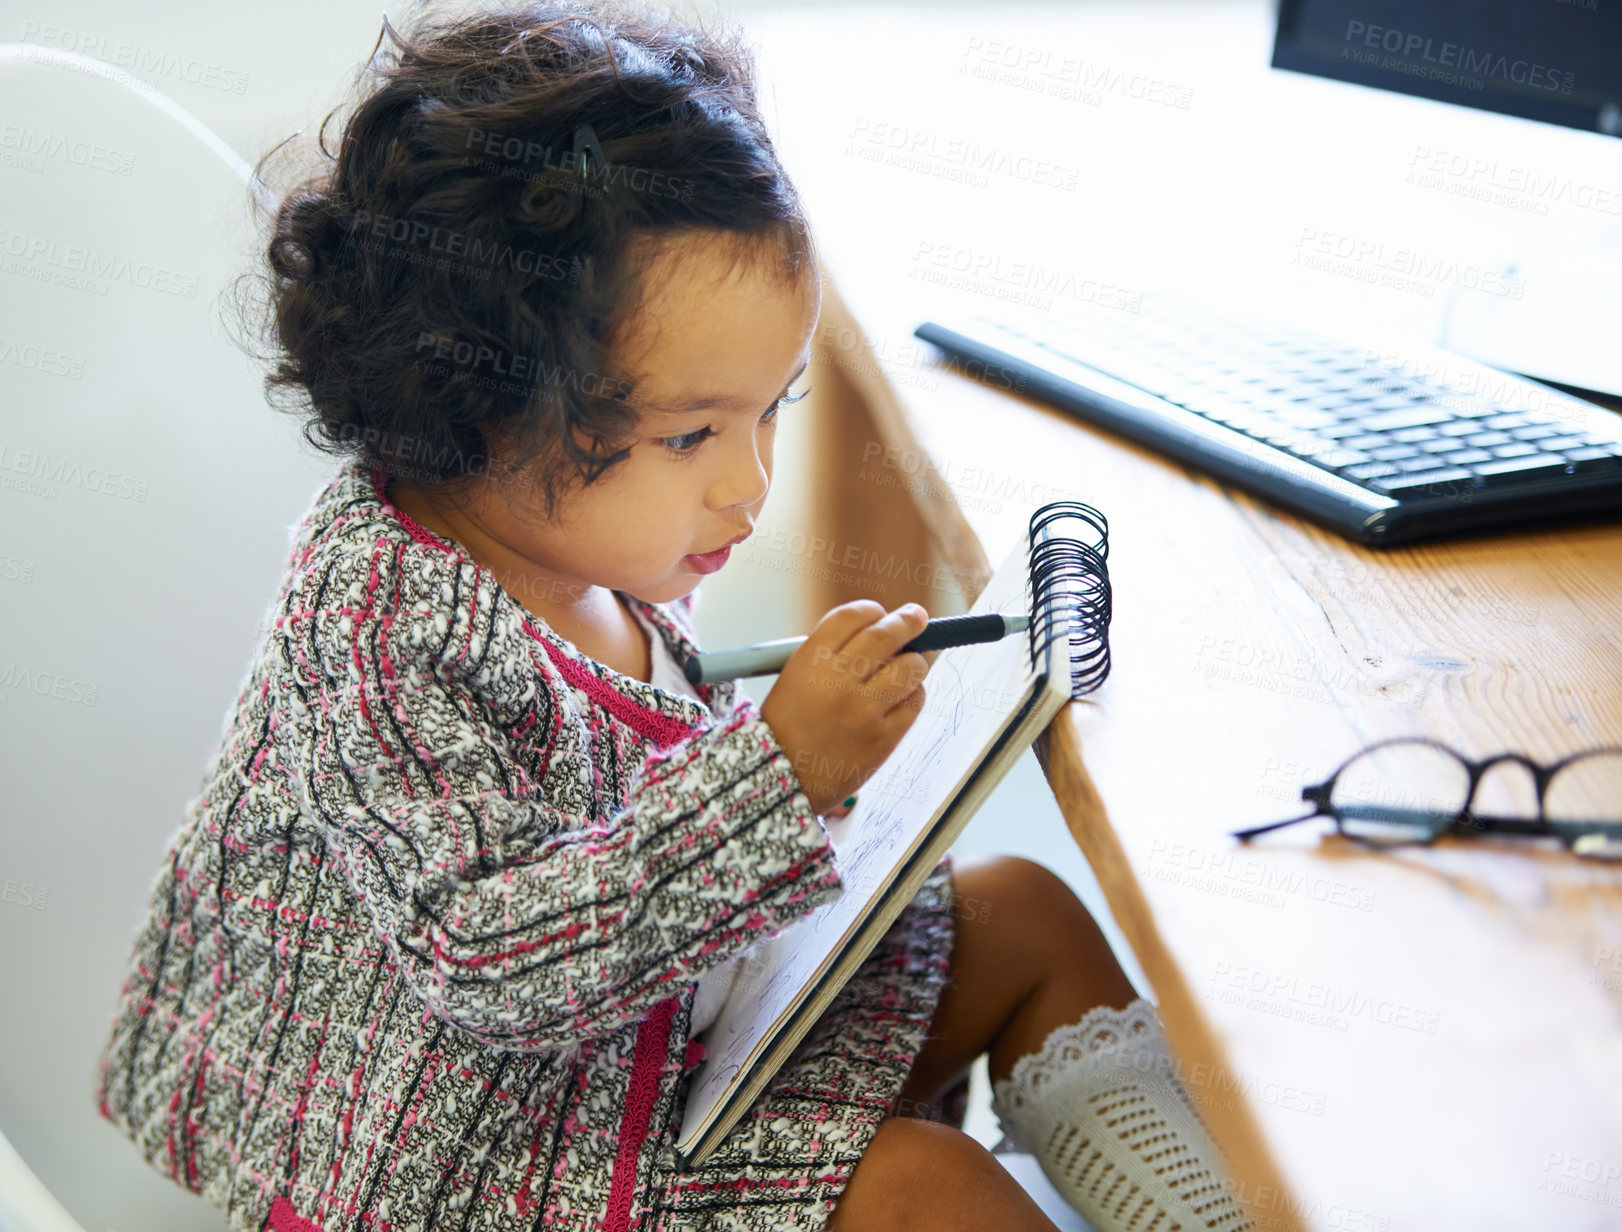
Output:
(1271, 1), (1622, 398)
(1272, 0), (1622, 137)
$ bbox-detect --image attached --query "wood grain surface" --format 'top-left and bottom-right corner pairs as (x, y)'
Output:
(806, 284), (1622, 1230)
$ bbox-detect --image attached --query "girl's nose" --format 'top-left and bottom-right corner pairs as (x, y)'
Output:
(709, 433), (770, 509)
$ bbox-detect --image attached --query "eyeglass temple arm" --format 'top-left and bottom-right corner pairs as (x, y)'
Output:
(1232, 811), (1322, 841)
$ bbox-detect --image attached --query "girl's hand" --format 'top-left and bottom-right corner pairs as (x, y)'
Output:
(759, 600), (930, 817)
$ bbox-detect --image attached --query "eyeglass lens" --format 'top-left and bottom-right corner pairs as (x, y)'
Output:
(1545, 751), (1622, 825)
(1326, 741), (1470, 843)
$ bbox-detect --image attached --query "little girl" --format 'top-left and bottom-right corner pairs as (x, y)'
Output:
(93, 3), (1249, 1229)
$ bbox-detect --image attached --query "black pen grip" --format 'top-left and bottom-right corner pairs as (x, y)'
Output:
(900, 613), (1011, 654)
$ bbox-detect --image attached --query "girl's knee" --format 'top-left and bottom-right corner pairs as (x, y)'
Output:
(829, 1117), (1012, 1232)
(954, 853), (1089, 927)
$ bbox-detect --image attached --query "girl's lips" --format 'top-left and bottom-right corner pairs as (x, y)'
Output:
(685, 544), (732, 574)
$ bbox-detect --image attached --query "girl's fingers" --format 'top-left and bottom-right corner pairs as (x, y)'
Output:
(823, 793), (858, 819)
(883, 680), (927, 732)
(839, 604), (929, 679)
(798, 600), (888, 661)
(860, 652), (928, 712)
(822, 600), (888, 641)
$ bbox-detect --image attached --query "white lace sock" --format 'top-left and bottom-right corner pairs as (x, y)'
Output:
(989, 998), (1252, 1231)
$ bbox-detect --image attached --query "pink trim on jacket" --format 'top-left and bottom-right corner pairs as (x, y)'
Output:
(370, 464), (701, 752)
(371, 466), (454, 553)
(530, 631), (697, 751)
(601, 995), (681, 1232)
(268, 1194), (324, 1232)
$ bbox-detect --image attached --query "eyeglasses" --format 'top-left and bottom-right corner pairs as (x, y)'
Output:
(1232, 738), (1622, 858)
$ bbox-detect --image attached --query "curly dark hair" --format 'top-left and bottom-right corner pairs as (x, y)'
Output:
(232, 0), (816, 518)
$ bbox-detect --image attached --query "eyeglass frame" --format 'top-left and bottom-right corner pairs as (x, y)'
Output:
(1231, 736), (1622, 851)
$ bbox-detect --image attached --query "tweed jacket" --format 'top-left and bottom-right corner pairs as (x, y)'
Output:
(93, 457), (958, 1232)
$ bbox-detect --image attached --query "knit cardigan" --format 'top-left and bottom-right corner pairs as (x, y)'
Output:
(93, 457), (958, 1232)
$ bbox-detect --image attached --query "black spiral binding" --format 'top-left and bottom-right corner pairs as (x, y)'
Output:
(1026, 501), (1112, 699)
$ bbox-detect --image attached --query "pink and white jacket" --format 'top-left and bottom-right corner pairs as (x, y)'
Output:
(93, 456), (958, 1231)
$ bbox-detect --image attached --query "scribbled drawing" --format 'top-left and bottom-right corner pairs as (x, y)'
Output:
(836, 644), (999, 884)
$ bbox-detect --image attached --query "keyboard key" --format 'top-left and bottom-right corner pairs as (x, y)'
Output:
(1471, 455), (1574, 480)
(1466, 432), (1512, 448)
(1272, 406), (1340, 430)
(1542, 434), (1592, 451)
(1445, 403), (1500, 419)
(1371, 444), (1421, 461)
(1342, 434), (1389, 450)
(1157, 380), (1208, 402)
(1444, 449), (1494, 465)
(1492, 443), (1539, 458)
(1437, 421), (1480, 437)
(1180, 396), (1239, 419)
(1369, 468), (1476, 494)
(1511, 424), (1559, 441)
(1357, 407), (1454, 431)
(1343, 461), (1400, 480)
(1307, 393), (1360, 410)
(1263, 430), (1321, 452)
(1566, 446), (1622, 462)
(1290, 434), (1347, 455)
(1313, 449), (1372, 468)
(1419, 438), (1462, 453)
(1391, 426), (1439, 443)
(1225, 413), (1273, 434)
(1395, 456), (1449, 472)
(1483, 413), (1531, 430)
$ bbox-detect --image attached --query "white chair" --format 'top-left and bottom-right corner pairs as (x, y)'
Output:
(0, 45), (331, 1230)
(0, 1125), (88, 1232)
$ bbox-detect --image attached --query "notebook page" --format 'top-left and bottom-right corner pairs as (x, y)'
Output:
(679, 531), (1036, 1146)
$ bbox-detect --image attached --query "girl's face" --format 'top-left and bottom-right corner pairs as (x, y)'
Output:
(451, 233), (819, 611)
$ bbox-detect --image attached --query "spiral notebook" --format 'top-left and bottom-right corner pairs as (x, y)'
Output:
(675, 502), (1112, 1169)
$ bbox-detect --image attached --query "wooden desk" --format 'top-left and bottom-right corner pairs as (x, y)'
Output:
(748, 6), (1622, 1229)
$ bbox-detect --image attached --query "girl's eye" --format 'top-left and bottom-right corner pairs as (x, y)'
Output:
(657, 388), (810, 456)
(659, 427), (712, 454)
(763, 387), (810, 424)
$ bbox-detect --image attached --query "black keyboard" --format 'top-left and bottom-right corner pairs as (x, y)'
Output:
(913, 299), (1622, 545)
